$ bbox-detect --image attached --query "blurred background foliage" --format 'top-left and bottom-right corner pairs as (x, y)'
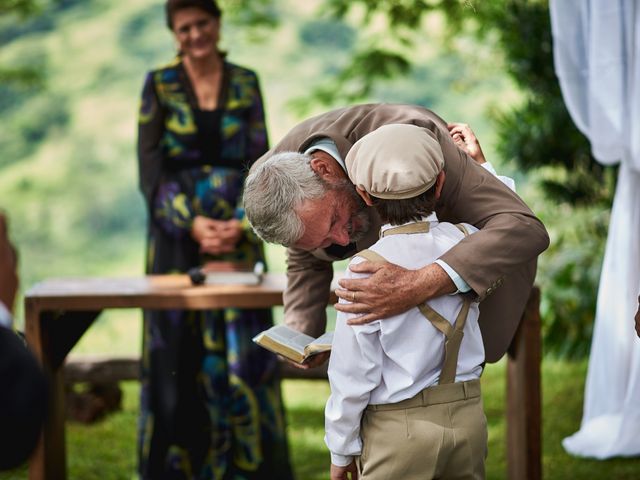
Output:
(0, 0), (616, 358)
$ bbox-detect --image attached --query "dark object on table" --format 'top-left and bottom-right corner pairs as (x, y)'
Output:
(188, 261), (264, 285)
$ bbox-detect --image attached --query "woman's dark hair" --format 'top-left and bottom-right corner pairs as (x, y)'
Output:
(372, 185), (438, 226)
(165, 0), (222, 29)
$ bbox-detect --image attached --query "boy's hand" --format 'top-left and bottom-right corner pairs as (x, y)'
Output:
(330, 461), (358, 480)
(447, 122), (486, 165)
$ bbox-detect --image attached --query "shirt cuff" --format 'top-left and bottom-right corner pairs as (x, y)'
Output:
(498, 175), (516, 192)
(330, 452), (354, 467)
(481, 161), (498, 175)
(435, 259), (472, 294)
(0, 301), (13, 328)
(482, 162), (516, 192)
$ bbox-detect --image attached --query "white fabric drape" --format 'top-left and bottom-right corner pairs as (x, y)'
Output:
(550, 0), (640, 459)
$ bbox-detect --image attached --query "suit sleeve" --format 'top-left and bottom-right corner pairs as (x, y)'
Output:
(283, 247), (334, 337)
(431, 125), (549, 298)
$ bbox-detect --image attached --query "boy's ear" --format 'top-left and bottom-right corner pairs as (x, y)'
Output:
(434, 170), (446, 200)
(356, 186), (375, 206)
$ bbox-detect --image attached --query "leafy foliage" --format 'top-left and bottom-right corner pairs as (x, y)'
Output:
(221, 0), (280, 29)
(118, 3), (166, 60)
(0, 0), (40, 17)
(298, 19), (355, 51)
(537, 205), (609, 358)
(288, 48), (410, 114)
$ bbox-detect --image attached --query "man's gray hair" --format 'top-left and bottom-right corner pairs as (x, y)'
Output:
(244, 151), (327, 246)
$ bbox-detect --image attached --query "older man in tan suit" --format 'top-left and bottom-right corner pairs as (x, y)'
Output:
(244, 103), (549, 363)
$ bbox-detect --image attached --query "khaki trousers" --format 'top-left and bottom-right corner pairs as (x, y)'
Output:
(358, 380), (487, 480)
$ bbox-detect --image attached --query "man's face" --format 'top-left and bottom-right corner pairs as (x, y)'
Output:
(293, 181), (370, 251)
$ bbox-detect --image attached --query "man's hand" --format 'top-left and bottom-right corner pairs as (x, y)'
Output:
(635, 295), (640, 338)
(286, 351), (330, 370)
(447, 122), (486, 165)
(330, 461), (358, 480)
(334, 262), (456, 324)
(191, 216), (243, 255)
(0, 213), (18, 313)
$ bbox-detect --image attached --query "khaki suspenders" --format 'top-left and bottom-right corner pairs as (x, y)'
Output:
(357, 221), (472, 385)
(380, 221), (431, 237)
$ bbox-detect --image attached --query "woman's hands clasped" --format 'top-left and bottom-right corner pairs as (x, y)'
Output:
(191, 216), (243, 255)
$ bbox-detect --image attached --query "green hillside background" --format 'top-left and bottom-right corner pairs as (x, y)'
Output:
(0, 0), (519, 355)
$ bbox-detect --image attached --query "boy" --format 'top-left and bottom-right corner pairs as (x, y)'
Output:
(324, 124), (488, 480)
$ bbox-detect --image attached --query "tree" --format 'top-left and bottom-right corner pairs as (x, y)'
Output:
(0, 0), (45, 86)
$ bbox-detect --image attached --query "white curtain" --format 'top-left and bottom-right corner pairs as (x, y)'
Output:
(550, 0), (640, 459)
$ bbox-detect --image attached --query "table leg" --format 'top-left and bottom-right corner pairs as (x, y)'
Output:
(506, 287), (542, 480)
(25, 307), (67, 480)
(25, 308), (100, 479)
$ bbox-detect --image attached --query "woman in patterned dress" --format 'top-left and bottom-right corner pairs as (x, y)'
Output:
(136, 1), (293, 478)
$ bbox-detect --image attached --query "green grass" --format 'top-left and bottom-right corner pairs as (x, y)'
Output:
(2, 359), (640, 479)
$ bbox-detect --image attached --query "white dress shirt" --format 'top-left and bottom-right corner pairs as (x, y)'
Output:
(324, 215), (485, 466)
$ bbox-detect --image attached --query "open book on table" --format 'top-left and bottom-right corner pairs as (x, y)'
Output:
(253, 324), (333, 364)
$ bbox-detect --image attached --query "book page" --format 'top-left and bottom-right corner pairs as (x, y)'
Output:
(304, 331), (334, 355)
(258, 325), (315, 354)
(310, 331), (333, 347)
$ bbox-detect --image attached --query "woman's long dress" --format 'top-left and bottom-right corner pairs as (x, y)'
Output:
(136, 58), (293, 479)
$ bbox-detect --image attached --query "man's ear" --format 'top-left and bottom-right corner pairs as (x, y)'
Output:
(434, 170), (446, 200)
(309, 152), (343, 182)
(356, 186), (375, 206)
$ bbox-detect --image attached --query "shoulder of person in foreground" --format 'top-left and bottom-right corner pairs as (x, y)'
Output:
(0, 325), (48, 471)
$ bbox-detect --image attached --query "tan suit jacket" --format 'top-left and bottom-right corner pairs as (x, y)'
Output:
(254, 103), (549, 362)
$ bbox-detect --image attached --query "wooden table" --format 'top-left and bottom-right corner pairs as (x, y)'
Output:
(24, 275), (541, 480)
(24, 273), (298, 480)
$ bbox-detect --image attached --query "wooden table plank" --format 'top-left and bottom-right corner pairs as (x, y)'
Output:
(25, 274), (288, 311)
